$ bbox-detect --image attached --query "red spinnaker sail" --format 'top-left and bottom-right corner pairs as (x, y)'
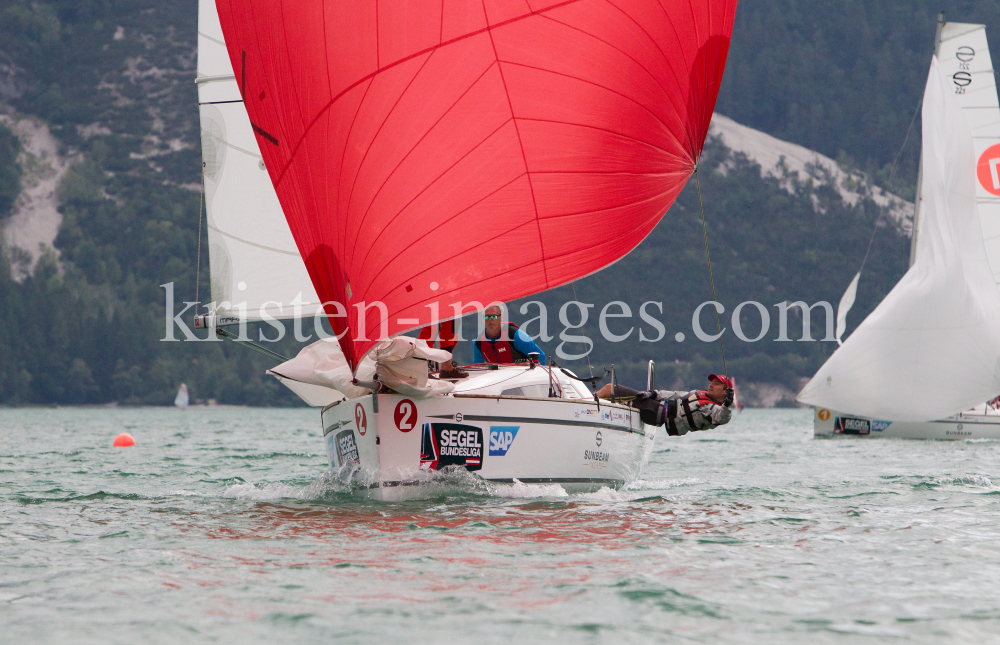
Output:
(216, 0), (738, 370)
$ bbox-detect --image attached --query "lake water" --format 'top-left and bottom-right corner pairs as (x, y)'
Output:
(3, 407), (1000, 643)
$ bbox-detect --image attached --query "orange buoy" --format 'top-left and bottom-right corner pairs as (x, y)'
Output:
(113, 433), (135, 447)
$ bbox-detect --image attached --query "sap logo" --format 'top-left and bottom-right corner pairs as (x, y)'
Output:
(872, 420), (892, 432)
(489, 426), (520, 456)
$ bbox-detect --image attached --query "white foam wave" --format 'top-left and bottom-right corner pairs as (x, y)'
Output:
(626, 478), (703, 491)
(487, 479), (568, 498)
(224, 482), (307, 500)
(170, 489), (208, 497)
(930, 475), (994, 487)
(576, 486), (638, 501)
(223, 471), (352, 500)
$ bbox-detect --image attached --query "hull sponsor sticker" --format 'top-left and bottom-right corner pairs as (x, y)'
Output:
(946, 424), (971, 437)
(872, 420), (891, 432)
(583, 449), (610, 469)
(420, 423), (483, 472)
(586, 430), (608, 468)
(834, 416), (870, 435)
(489, 426), (520, 456)
(335, 429), (360, 467)
(324, 434), (337, 468)
(610, 410), (631, 425)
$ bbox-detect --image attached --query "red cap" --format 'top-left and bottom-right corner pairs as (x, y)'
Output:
(709, 374), (733, 388)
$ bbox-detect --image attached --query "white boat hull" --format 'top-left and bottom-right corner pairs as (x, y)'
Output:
(812, 406), (1000, 440)
(322, 392), (655, 500)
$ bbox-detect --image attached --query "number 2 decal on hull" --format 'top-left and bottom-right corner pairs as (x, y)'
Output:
(394, 399), (417, 432)
(355, 403), (367, 436)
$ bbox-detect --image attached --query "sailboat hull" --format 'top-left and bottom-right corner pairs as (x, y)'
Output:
(812, 407), (1000, 440)
(322, 393), (655, 500)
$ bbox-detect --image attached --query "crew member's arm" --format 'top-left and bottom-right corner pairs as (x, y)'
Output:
(512, 328), (546, 364)
(472, 342), (485, 364)
(712, 405), (733, 426)
(703, 400), (733, 427)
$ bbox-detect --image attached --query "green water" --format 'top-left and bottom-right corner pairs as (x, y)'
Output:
(3, 407), (1000, 643)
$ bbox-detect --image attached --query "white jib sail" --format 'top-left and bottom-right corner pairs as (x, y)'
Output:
(835, 271), (860, 346)
(197, 0), (322, 322)
(927, 23), (1000, 281)
(798, 57), (1000, 421)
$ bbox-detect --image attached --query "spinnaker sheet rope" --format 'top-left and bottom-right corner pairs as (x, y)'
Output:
(695, 167), (727, 378)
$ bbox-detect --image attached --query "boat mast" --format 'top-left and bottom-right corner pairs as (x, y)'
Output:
(909, 11), (946, 266)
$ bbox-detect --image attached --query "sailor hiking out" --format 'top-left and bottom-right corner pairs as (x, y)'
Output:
(597, 374), (734, 435)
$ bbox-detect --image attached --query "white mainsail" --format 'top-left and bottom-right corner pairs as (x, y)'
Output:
(917, 23), (1000, 279)
(196, 0), (322, 322)
(798, 56), (1000, 421)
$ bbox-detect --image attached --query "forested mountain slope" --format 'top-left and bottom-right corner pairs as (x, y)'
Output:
(0, 0), (993, 406)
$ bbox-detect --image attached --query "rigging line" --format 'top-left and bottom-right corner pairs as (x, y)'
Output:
(694, 167), (727, 378)
(196, 164), (205, 306)
(571, 281), (595, 380)
(215, 327), (290, 364)
(859, 95), (923, 273)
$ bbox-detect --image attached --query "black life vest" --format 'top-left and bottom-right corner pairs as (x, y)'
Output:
(475, 323), (529, 364)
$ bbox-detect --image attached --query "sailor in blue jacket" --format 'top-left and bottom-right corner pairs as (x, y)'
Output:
(472, 304), (547, 365)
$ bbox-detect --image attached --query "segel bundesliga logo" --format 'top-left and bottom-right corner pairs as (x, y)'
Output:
(335, 428), (360, 466)
(834, 416), (870, 435)
(489, 426), (520, 456)
(420, 423), (484, 471)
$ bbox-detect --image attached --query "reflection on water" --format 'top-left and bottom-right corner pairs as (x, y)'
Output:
(3, 407), (1000, 643)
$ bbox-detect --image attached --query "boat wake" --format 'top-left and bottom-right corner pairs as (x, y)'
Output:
(220, 470), (708, 503)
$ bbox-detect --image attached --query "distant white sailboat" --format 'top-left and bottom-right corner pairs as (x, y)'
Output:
(174, 383), (189, 410)
(800, 18), (1000, 439)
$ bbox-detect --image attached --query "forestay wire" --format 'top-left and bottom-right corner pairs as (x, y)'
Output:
(858, 96), (923, 273)
(694, 167), (728, 378)
(196, 163), (205, 305)
(570, 281), (596, 381)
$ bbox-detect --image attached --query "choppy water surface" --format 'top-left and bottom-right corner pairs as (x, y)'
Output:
(3, 407), (1000, 643)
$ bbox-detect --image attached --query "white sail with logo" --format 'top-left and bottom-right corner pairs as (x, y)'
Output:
(196, 0), (322, 322)
(798, 56), (1000, 421)
(921, 23), (1000, 279)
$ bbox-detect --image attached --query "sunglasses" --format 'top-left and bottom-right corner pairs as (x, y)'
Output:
(484, 314), (501, 321)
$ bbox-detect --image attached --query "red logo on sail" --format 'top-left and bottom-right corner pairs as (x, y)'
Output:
(977, 144), (1000, 196)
